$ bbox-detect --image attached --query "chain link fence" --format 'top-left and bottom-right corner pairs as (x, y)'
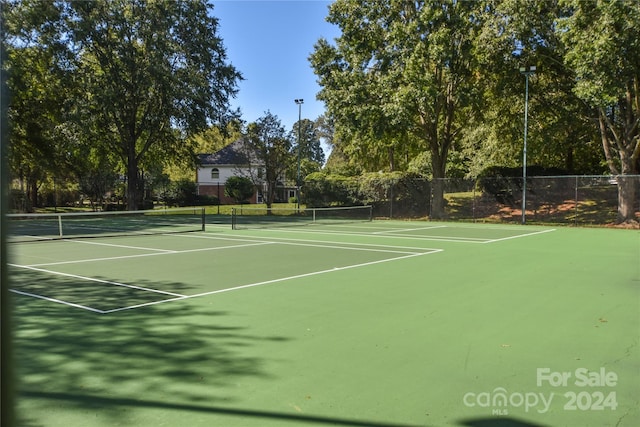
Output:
(433, 175), (640, 225)
(305, 175), (640, 226)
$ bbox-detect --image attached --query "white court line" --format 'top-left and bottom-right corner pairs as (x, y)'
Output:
(203, 233), (443, 254)
(66, 239), (176, 253)
(102, 250), (439, 314)
(24, 251), (179, 267)
(166, 233), (275, 244)
(483, 228), (557, 243)
(12, 232), (444, 314)
(22, 241), (275, 267)
(372, 225), (448, 234)
(168, 231), (444, 253)
(259, 240), (423, 255)
(9, 289), (107, 314)
(9, 264), (186, 297)
(249, 227), (491, 243)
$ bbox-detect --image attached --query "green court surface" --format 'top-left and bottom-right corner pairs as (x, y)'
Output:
(8, 220), (640, 427)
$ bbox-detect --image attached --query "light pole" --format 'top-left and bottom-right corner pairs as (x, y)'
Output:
(294, 98), (304, 212)
(519, 65), (535, 225)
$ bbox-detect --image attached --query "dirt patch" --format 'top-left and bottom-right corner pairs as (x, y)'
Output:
(605, 219), (640, 229)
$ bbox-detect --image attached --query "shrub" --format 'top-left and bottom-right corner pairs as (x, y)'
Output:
(224, 176), (255, 204)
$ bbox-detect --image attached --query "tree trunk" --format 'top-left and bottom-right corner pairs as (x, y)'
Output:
(127, 148), (139, 211)
(598, 110), (639, 223)
(265, 180), (274, 210)
(617, 175), (637, 223)
(431, 179), (445, 219)
(430, 149), (447, 220)
(29, 179), (38, 209)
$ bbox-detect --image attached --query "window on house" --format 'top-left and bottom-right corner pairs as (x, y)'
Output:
(211, 168), (219, 179)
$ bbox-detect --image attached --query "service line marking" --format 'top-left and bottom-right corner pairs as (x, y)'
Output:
(483, 228), (557, 243)
(102, 250), (440, 314)
(9, 264), (186, 297)
(21, 241), (276, 267)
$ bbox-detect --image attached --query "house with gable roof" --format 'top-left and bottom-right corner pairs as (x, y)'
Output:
(196, 138), (297, 204)
(196, 139), (264, 204)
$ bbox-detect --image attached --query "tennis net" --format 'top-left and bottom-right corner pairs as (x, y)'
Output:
(7, 207), (205, 243)
(231, 205), (372, 230)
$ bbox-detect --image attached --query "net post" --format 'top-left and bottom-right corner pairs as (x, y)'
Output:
(201, 207), (206, 231)
(231, 208), (237, 230)
(58, 214), (63, 238)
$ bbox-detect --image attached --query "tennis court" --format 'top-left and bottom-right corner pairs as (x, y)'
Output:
(8, 211), (640, 426)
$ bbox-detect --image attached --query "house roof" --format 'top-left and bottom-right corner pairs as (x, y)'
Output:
(198, 139), (261, 166)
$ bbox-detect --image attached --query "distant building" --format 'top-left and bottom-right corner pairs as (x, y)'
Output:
(196, 139), (264, 204)
(196, 139), (295, 204)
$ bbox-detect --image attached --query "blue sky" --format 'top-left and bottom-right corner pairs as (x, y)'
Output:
(212, 1), (340, 133)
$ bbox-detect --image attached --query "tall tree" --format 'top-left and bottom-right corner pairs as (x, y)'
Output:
(471, 0), (602, 177)
(315, 113), (358, 176)
(290, 118), (325, 166)
(244, 112), (292, 209)
(559, 0), (640, 223)
(4, 41), (81, 209)
(311, 0), (484, 217)
(289, 118), (324, 184)
(6, 0), (242, 210)
(73, 0), (242, 209)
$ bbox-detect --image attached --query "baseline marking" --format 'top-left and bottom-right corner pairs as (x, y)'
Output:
(102, 250), (439, 314)
(266, 240), (424, 255)
(66, 239), (176, 253)
(9, 263), (186, 297)
(245, 227), (491, 243)
(21, 241), (276, 267)
(11, 234), (444, 314)
(372, 225), (448, 234)
(169, 232), (443, 254)
(483, 228), (556, 243)
(9, 289), (107, 314)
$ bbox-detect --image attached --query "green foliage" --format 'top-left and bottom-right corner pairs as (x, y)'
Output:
(357, 172), (430, 217)
(189, 122), (243, 159)
(311, 0), (488, 218)
(78, 169), (119, 210)
(303, 172), (360, 207)
(5, 0), (242, 210)
(312, 0), (484, 178)
(164, 179), (198, 207)
(477, 165), (571, 205)
(290, 118), (325, 165)
(5, 0), (637, 220)
(224, 176), (255, 204)
(303, 171), (430, 216)
(476, 0), (603, 176)
(559, 0), (640, 221)
(245, 112), (293, 208)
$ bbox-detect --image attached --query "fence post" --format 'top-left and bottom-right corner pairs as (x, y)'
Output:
(389, 183), (393, 219)
(472, 181), (476, 223)
(574, 176), (579, 227)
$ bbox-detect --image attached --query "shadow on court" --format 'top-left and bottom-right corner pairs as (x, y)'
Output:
(11, 284), (285, 426)
(19, 391), (427, 427)
(458, 417), (550, 427)
(11, 282), (426, 427)
(9, 266), (199, 312)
